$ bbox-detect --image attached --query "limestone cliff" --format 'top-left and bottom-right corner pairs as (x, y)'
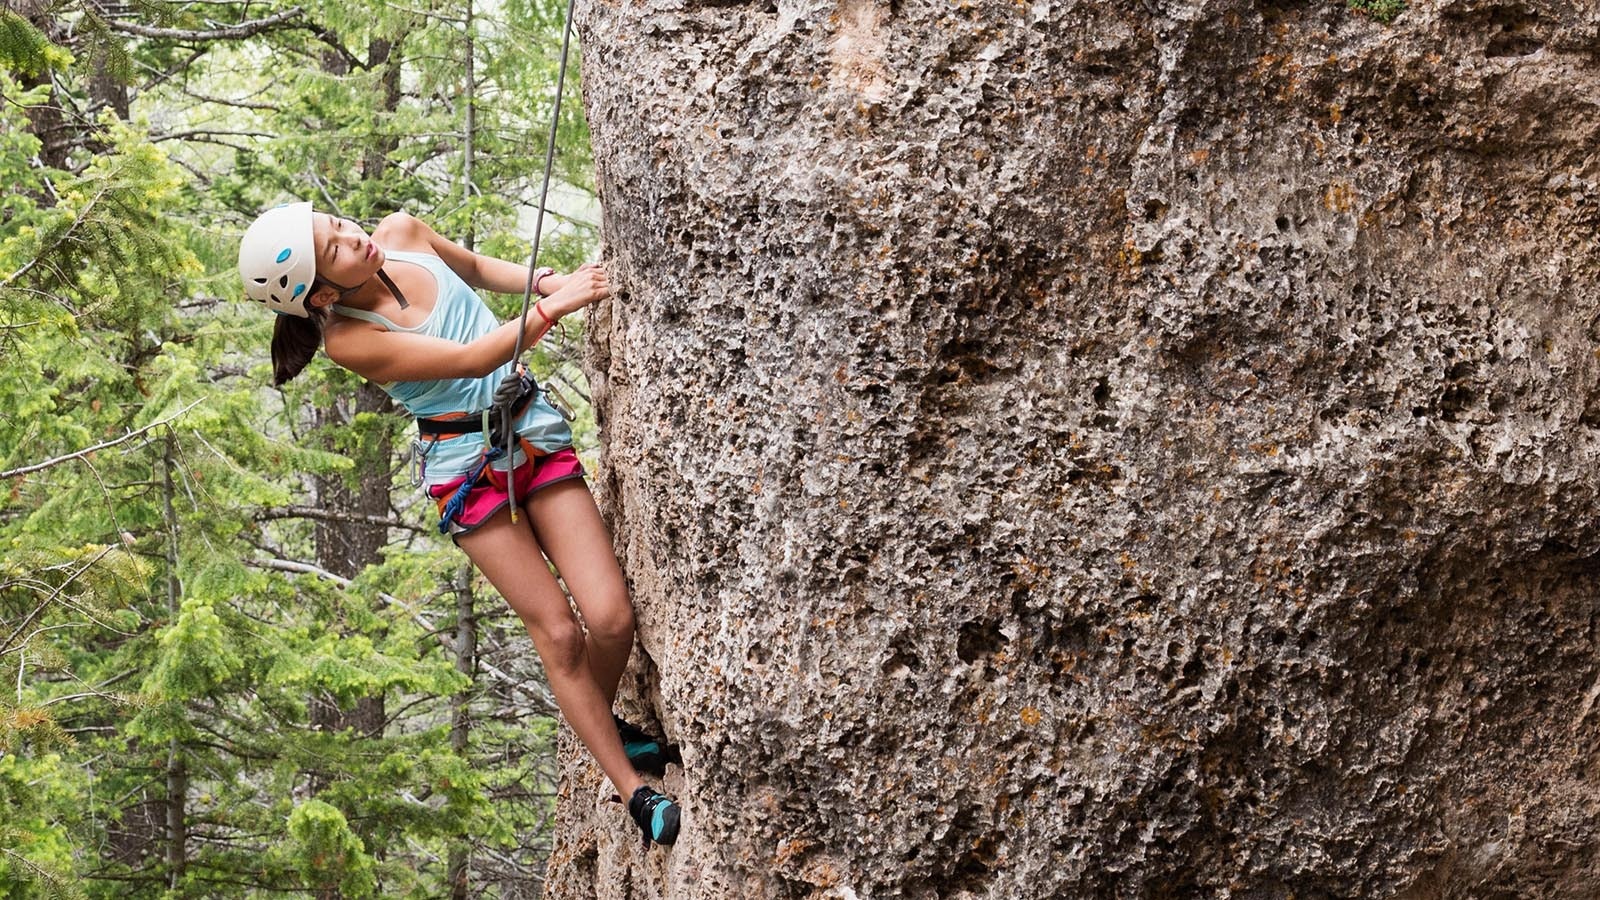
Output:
(550, 0), (1600, 896)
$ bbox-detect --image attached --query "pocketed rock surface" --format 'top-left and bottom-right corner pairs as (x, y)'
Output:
(550, 0), (1600, 896)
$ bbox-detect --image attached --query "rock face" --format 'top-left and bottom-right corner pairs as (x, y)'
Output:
(552, 0), (1600, 896)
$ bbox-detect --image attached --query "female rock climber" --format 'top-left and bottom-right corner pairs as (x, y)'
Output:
(237, 201), (680, 847)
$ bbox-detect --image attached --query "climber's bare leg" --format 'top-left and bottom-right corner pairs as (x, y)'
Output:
(456, 512), (643, 799)
(524, 479), (634, 707)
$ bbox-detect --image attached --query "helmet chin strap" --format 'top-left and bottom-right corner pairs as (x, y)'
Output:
(375, 268), (410, 309)
(327, 267), (410, 310)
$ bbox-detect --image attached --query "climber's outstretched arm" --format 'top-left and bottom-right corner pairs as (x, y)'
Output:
(381, 211), (597, 300)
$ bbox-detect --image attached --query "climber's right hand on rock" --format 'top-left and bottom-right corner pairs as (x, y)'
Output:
(545, 263), (611, 318)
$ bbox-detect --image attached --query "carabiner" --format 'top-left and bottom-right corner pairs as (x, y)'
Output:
(542, 380), (577, 423)
(409, 437), (435, 486)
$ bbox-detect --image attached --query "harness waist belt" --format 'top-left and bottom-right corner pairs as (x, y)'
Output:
(415, 368), (538, 441)
(417, 411), (501, 437)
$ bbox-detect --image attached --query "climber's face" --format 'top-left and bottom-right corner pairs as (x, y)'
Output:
(309, 212), (386, 301)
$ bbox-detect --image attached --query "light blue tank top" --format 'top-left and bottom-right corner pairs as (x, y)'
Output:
(330, 250), (573, 484)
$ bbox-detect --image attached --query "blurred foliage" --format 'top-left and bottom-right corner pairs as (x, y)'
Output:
(0, 1), (594, 894)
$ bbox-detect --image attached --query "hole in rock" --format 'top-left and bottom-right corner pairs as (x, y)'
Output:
(1092, 377), (1112, 409)
(957, 620), (1006, 663)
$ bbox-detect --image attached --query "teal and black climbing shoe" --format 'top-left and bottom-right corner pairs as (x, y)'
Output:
(615, 714), (681, 776)
(627, 785), (681, 848)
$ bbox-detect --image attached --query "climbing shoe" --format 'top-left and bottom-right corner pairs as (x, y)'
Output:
(614, 714), (681, 776)
(627, 785), (681, 848)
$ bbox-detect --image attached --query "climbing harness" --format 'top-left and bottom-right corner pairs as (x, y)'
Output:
(502, 0), (579, 524)
(414, 363), (542, 532)
(434, 445), (505, 534)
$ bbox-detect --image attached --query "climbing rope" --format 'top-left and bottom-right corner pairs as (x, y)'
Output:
(504, 0), (580, 524)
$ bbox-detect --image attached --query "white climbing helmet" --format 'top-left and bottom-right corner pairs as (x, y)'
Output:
(238, 201), (316, 317)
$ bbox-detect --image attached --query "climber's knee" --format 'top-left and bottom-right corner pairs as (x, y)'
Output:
(530, 616), (588, 676)
(585, 598), (635, 650)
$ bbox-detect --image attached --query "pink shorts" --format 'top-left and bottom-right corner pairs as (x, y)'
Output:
(427, 447), (585, 537)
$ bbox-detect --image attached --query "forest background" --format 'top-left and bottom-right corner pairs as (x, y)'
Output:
(0, 1), (598, 896)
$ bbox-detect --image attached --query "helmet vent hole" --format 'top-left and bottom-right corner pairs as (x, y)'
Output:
(279, 275), (289, 288)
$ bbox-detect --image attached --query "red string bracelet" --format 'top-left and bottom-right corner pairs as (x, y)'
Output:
(535, 301), (556, 329)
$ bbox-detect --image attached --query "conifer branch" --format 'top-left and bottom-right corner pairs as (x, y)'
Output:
(254, 505), (428, 535)
(129, 46), (206, 97)
(0, 544), (120, 657)
(176, 86), (279, 111)
(0, 848), (79, 899)
(0, 186), (102, 291)
(99, 6), (305, 41)
(74, 450), (134, 552)
(0, 595), (52, 660)
(148, 127), (276, 143)
(0, 399), (204, 479)
(248, 558), (558, 714)
(377, 2), (465, 24)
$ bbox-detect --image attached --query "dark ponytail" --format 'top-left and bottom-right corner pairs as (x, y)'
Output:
(270, 301), (330, 385)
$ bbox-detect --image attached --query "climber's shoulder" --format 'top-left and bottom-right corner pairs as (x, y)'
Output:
(372, 211), (431, 252)
(373, 213), (483, 284)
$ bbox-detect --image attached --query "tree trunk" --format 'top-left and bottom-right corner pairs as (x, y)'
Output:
(88, 51), (130, 121)
(303, 28), (406, 755)
(161, 435), (188, 889)
(309, 381), (394, 747)
(462, 0), (477, 251)
(17, 1), (68, 170)
(447, 564), (476, 900)
(365, 37), (403, 182)
(559, 0), (1600, 897)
